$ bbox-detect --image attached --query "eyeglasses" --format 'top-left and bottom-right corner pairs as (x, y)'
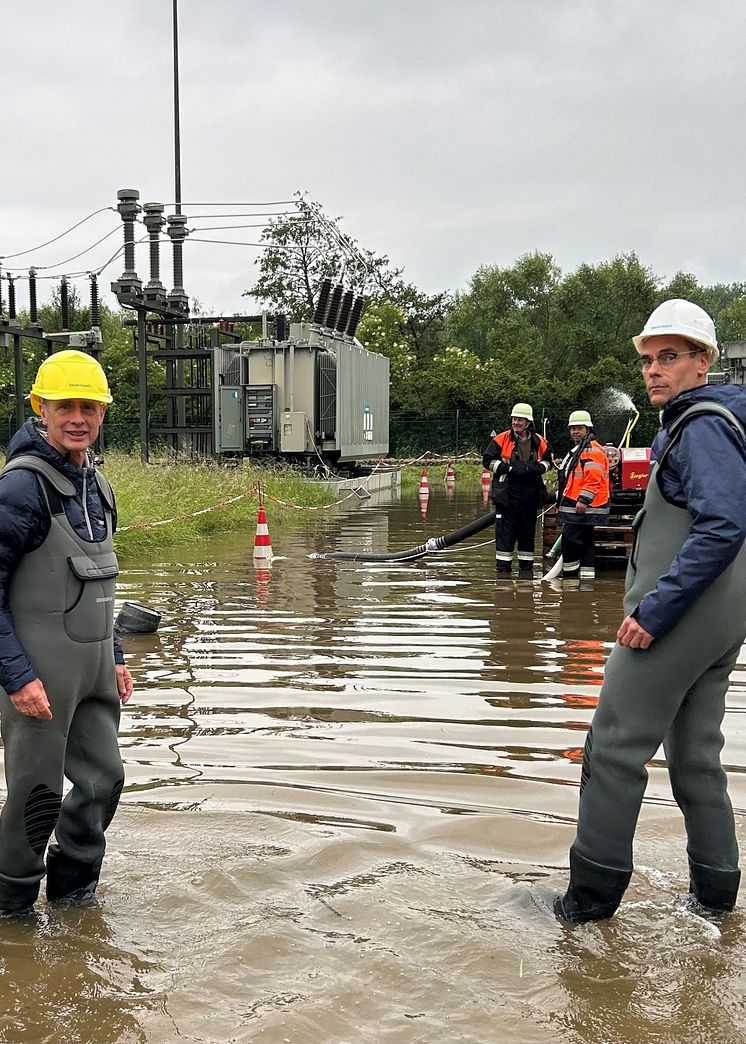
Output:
(634, 349), (704, 371)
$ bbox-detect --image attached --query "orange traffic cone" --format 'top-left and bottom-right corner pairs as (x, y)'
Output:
(418, 468), (429, 519)
(481, 467), (491, 491)
(445, 461), (455, 482)
(254, 565), (273, 608)
(253, 504), (273, 561)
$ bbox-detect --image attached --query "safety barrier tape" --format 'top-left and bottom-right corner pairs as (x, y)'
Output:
(264, 487), (360, 511)
(116, 488), (261, 531)
(384, 451), (481, 469)
(115, 458), (487, 533)
(116, 480), (367, 531)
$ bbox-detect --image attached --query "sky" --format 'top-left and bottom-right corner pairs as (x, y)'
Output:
(2, 0), (745, 319)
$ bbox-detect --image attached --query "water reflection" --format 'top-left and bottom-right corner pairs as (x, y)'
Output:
(0, 485), (743, 1042)
(0, 904), (165, 1043)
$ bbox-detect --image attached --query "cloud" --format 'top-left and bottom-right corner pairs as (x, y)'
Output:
(2, 0), (745, 318)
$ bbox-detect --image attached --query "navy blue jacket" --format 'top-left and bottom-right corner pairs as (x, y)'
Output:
(0, 419), (124, 693)
(634, 384), (746, 637)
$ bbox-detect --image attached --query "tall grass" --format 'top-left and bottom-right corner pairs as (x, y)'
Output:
(106, 453), (341, 553)
(0, 449), (339, 555)
(397, 457), (482, 490)
(1, 448), (492, 556)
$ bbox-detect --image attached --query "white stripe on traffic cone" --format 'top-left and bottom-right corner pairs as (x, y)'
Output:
(253, 504), (274, 561)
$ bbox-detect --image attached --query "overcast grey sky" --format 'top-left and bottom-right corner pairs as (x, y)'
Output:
(2, 0), (745, 317)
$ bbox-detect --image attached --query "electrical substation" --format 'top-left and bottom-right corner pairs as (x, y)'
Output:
(2, 187), (391, 472)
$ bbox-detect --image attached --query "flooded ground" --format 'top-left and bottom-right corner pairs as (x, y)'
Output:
(1, 481), (745, 1044)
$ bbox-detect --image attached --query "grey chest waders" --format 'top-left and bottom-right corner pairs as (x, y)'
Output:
(0, 457), (124, 911)
(557, 403), (746, 922)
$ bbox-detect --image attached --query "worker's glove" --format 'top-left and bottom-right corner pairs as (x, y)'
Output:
(493, 460), (511, 476)
(511, 460), (539, 476)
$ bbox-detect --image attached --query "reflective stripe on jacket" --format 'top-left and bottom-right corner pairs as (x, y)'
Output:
(557, 438), (610, 525)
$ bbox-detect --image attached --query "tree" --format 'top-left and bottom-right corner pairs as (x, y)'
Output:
(366, 272), (449, 362)
(356, 301), (413, 385)
(553, 253), (657, 372)
(716, 296), (746, 343)
(246, 194), (393, 321)
(447, 251), (561, 368)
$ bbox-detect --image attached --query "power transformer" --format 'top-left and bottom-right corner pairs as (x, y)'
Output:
(213, 321), (390, 466)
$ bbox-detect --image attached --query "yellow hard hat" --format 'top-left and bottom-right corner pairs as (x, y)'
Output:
(29, 350), (112, 415)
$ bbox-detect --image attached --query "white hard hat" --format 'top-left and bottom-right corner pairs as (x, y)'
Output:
(632, 299), (717, 358)
(568, 410), (592, 427)
(511, 402), (534, 421)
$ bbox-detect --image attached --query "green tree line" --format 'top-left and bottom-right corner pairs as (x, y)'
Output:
(4, 198), (746, 454)
(250, 198), (746, 452)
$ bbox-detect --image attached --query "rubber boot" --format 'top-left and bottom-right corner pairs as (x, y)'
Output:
(0, 878), (39, 915)
(554, 848), (632, 924)
(688, 858), (740, 913)
(46, 845), (101, 903)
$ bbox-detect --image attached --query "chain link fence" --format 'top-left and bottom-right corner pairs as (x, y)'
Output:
(1, 408), (660, 459)
(389, 406), (660, 458)
(0, 417), (141, 455)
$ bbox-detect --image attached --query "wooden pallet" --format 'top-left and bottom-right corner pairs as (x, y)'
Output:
(542, 511), (637, 565)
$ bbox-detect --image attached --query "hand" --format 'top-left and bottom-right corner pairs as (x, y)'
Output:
(617, 615), (655, 649)
(575, 501), (588, 515)
(10, 678), (53, 720)
(116, 664), (134, 705)
(495, 460), (511, 476)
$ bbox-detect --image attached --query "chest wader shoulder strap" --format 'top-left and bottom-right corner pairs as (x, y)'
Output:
(1, 455), (75, 515)
(657, 402), (746, 472)
(94, 471), (115, 512)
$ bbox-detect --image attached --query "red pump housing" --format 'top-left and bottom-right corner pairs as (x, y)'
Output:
(620, 447), (651, 491)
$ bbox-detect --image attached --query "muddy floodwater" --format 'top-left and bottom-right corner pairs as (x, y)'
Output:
(1, 482), (745, 1044)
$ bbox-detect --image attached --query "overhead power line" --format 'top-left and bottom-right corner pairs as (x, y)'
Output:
(2, 226), (121, 273)
(0, 206), (116, 260)
(189, 238), (279, 247)
(164, 200), (298, 207)
(188, 224), (286, 233)
(187, 211), (301, 220)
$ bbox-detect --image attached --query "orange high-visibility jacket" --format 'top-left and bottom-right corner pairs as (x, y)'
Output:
(492, 430), (550, 465)
(557, 438), (610, 525)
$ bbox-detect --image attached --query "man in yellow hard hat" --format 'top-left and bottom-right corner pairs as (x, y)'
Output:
(0, 350), (133, 913)
(482, 403), (553, 576)
(556, 410), (610, 580)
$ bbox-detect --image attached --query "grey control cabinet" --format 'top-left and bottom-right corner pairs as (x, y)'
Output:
(216, 386), (244, 452)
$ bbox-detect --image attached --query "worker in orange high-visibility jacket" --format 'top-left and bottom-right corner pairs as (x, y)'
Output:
(556, 410), (610, 579)
(482, 403), (553, 575)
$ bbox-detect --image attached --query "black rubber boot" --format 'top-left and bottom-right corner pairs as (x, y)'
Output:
(554, 848), (632, 924)
(46, 845), (101, 903)
(0, 878), (39, 915)
(688, 858), (741, 912)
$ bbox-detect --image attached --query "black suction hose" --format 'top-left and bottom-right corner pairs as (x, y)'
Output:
(310, 510), (497, 562)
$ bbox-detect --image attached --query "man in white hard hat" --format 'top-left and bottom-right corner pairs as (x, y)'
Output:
(556, 299), (746, 923)
(556, 410), (610, 579)
(482, 403), (553, 576)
